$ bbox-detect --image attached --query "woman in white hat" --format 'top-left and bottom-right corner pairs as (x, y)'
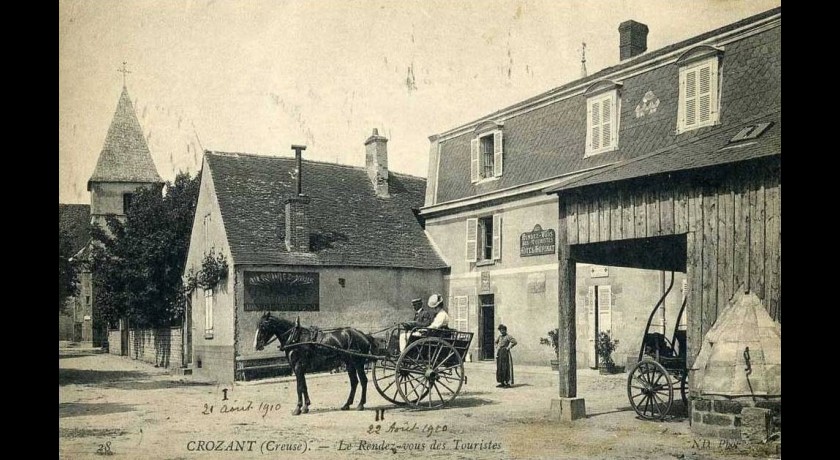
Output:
(427, 294), (449, 329)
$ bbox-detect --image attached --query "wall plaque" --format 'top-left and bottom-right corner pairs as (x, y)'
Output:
(520, 224), (556, 257)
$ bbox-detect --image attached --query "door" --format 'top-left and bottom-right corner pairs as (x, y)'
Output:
(479, 294), (495, 360)
(120, 318), (130, 356)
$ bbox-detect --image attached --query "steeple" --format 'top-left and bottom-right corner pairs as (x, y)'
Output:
(87, 85), (162, 190)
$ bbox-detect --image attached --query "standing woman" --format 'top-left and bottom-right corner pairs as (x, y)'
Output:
(495, 324), (517, 388)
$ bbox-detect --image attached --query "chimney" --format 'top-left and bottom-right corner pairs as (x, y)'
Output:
(618, 20), (649, 61)
(364, 128), (389, 197)
(285, 145), (310, 252)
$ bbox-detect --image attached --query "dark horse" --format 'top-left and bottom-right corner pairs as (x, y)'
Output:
(254, 312), (381, 415)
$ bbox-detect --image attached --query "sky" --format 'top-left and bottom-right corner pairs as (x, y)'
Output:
(58, 0), (781, 204)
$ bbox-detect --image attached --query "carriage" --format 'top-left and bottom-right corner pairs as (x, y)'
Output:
(626, 272), (690, 420)
(256, 313), (474, 413)
(371, 326), (474, 410)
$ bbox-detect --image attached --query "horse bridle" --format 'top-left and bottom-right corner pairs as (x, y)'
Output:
(257, 323), (297, 351)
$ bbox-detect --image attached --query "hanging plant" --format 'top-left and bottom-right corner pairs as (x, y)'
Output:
(196, 249), (229, 290)
(183, 268), (199, 293)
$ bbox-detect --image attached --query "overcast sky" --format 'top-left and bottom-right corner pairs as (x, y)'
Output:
(59, 0), (781, 204)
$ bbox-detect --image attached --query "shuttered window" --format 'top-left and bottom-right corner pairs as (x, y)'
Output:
(466, 215), (502, 263)
(465, 218), (478, 262)
(678, 57), (719, 133)
(585, 90), (618, 156)
(453, 296), (469, 332)
(470, 130), (503, 182)
(204, 288), (214, 338)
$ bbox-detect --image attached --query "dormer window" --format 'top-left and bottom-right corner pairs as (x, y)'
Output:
(470, 122), (504, 183)
(677, 46), (722, 133)
(584, 81), (622, 157)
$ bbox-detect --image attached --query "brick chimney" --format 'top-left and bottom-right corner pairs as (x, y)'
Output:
(618, 20), (649, 61)
(285, 145), (310, 252)
(365, 128), (389, 197)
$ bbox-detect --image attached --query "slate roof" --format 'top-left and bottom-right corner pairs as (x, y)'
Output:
(58, 204), (91, 255)
(432, 7), (781, 205)
(205, 152), (448, 269)
(88, 86), (163, 188)
(545, 110), (780, 193)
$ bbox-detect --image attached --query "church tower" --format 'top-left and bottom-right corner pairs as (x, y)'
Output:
(88, 84), (162, 229)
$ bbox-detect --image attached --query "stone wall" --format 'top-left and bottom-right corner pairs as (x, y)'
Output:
(107, 327), (183, 369)
(691, 396), (780, 442)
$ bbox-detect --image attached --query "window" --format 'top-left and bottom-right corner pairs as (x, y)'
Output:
(465, 215), (502, 262)
(585, 90), (619, 156)
(453, 296), (469, 332)
(123, 193), (134, 214)
(204, 288), (214, 338)
(470, 130), (503, 182)
(678, 56), (720, 133)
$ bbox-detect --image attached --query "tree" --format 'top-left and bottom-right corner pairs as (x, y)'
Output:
(59, 228), (79, 312)
(90, 171), (201, 328)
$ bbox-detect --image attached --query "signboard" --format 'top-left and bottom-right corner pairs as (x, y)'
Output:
(480, 271), (491, 293)
(520, 224), (556, 257)
(590, 266), (609, 278)
(244, 271), (320, 311)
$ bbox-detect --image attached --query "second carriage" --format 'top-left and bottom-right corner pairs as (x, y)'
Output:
(371, 325), (474, 409)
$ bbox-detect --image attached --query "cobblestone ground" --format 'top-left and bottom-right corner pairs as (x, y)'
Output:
(59, 347), (780, 460)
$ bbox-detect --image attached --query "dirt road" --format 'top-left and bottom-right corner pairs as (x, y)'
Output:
(59, 348), (779, 459)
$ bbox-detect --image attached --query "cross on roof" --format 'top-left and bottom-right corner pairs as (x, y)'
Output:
(118, 61), (131, 87)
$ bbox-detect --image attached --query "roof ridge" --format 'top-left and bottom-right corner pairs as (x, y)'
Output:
(206, 150), (427, 180)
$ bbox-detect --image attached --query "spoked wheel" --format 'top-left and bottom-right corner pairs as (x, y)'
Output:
(627, 359), (673, 420)
(372, 357), (406, 405)
(396, 338), (464, 409)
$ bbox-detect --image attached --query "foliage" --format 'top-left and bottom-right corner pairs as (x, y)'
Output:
(184, 249), (229, 291)
(596, 330), (619, 367)
(90, 171), (201, 328)
(59, 229), (79, 312)
(539, 329), (559, 356)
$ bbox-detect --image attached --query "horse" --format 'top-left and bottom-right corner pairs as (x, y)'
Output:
(254, 312), (381, 415)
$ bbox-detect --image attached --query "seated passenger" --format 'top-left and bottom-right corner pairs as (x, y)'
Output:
(399, 294), (449, 351)
(399, 298), (433, 352)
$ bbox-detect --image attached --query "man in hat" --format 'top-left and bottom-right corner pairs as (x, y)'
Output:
(399, 298), (434, 352)
(495, 324), (517, 388)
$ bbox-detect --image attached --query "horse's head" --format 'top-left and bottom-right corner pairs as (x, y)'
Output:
(254, 312), (296, 351)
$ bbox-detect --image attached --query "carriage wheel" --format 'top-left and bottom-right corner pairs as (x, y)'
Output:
(372, 358), (406, 405)
(627, 359), (673, 420)
(396, 338), (464, 410)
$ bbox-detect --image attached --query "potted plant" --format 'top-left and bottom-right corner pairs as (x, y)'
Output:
(540, 329), (560, 371)
(596, 331), (620, 374)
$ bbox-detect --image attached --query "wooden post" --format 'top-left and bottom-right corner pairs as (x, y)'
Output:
(557, 194), (576, 398)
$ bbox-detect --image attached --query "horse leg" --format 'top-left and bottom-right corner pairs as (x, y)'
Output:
(341, 361), (358, 411)
(356, 358), (368, 411)
(300, 370), (311, 414)
(292, 362), (303, 416)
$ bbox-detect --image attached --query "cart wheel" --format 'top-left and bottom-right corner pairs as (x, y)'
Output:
(627, 359), (673, 420)
(396, 338), (464, 410)
(372, 357), (406, 405)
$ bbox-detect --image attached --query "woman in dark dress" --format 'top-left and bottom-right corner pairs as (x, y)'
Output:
(495, 324), (517, 388)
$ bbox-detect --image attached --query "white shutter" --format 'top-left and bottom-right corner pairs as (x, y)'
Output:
(492, 214), (502, 260)
(591, 101), (601, 151)
(598, 285), (612, 336)
(470, 138), (480, 183)
(685, 68), (697, 127)
(204, 289), (214, 334)
(453, 296), (469, 331)
(587, 286), (596, 368)
(465, 218), (478, 262)
(698, 65), (711, 123)
(601, 98), (612, 149)
(493, 130), (503, 177)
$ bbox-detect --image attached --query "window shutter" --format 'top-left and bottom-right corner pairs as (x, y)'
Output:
(685, 68), (697, 127)
(591, 101), (601, 150)
(493, 130), (504, 177)
(204, 289), (214, 333)
(601, 98), (611, 148)
(470, 138), (480, 183)
(454, 296), (469, 331)
(698, 65), (711, 123)
(492, 214), (502, 260)
(465, 218), (478, 262)
(587, 286), (596, 338)
(598, 285), (612, 335)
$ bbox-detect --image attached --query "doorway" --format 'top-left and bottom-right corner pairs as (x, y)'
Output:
(479, 294), (495, 360)
(587, 285), (612, 368)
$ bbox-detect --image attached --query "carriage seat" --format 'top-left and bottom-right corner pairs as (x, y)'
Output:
(642, 332), (676, 358)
